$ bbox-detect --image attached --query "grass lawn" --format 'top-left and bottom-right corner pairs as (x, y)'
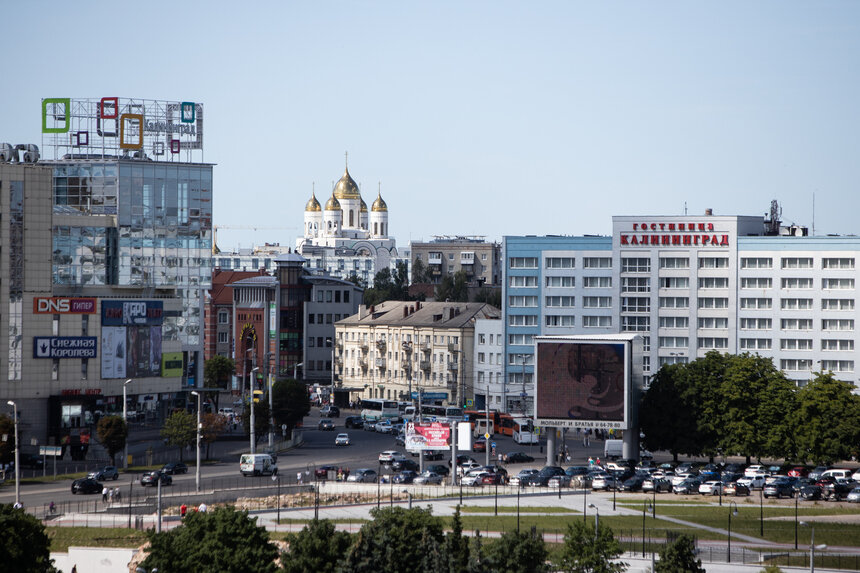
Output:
(459, 506), (576, 514)
(47, 527), (148, 552)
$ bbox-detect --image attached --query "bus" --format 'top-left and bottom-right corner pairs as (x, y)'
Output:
(360, 399), (399, 421)
(419, 404), (464, 424)
(512, 418), (539, 444)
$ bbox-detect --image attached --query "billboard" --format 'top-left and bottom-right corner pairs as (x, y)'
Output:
(404, 422), (451, 451)
(100, 301), (164, 378)
(535, 335), (639, 430)
(33, 297), (96, 314)
(33, 337), (97, 359)
(161, 352), (184, 377)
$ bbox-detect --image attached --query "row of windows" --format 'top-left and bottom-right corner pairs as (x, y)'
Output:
(509, 275), (615, 289)
(741, 257), (855, 270)
(509, 257), (612, 269)
(740, 318), (856, 331)
(782, 359), (855, 372)
(544, 315), (612, 328)
(315, 289), (351, 303)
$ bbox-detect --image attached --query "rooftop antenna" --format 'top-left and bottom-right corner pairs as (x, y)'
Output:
(812, 191), (816, 236)
(684, 201), (687, 216)
(345, 150), (348, 170)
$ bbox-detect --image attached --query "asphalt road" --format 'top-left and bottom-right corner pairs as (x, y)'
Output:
(0, 407), (600, 511)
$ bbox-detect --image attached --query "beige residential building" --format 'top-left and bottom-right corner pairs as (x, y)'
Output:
(335, 301), (501, 405)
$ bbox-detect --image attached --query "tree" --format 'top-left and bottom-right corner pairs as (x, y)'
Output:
(282, 519), (351, 573)
(141, 505), (279, 573)
(95, 415), (128, 466)
(556, 520), (626, 573)
(161, 410), (196, 461)
(243, 401), (271, 446)
(344, 273), (367, 289)
(204, 355), (235, 414)
(654, 534), (704, 573)
(640, 365), (701, 461)
(340, 506), (445, 572)
(411, 258), (429, 284)
(484, 527), (550, 573)
(201, 412), (227, 460)
(445, 506), (470, 572)
(0, 415), (15, 466)
(271, 379), (311, 438)
(0, 504), (58, 573)
(473, 287), (501, 308)
(435, 270), (470, 302)
(792, 373), (860, 463)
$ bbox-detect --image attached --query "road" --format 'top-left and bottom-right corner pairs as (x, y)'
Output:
(0, 407), (601, 511)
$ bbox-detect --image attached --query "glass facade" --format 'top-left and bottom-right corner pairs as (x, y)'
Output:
(51, 161), (213, 346)
(7, 181), (24, 380)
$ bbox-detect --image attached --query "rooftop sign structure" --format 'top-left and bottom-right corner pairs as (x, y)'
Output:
(41, 97), (204, 163)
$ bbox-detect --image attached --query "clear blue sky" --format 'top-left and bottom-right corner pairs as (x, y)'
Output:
(3, 2), (859, 250)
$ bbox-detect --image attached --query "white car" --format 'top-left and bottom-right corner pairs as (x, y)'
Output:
(414, 471), (443, 485)
(456, 461), (483, 476)
(698, 480), (724, 495)
(462, 470), (490, 486)
(378, 450), (407, 464)
(671, 473), (696, 487)
(335, 433), (350, 446)
(744, 465), (766, 477)
(737, 474), (766, 489)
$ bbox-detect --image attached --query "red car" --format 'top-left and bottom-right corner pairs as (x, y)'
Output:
(788, 466), (809, 478)
(473, 437), (487, 452)
(481, 472), (504, 485)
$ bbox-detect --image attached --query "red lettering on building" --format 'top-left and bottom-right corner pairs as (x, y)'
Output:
(721, 235), (729, 246)
(620, 235), (629, 245)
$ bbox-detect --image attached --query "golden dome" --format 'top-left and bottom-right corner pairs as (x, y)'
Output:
(333, 166), (361, 200)
(325, 194), (342, 211)
(371, 191), (388, 212)
(305, 192), (321, 212)
(360, 198), (368, 213)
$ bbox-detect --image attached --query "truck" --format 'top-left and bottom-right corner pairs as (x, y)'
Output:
(604, 439), (623, 460)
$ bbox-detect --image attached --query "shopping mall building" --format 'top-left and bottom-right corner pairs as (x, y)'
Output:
(502, 211), (860, 414)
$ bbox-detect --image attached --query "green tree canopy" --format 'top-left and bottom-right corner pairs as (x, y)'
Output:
(792, 372), (860, 463)
(96, 415), (127, 466)
(161, 410), (196, 461)
(271, 378), (311, 437)
(556, 519), (626, 573)
(411, 257), (429, 283)
(483, 527), (550, 573)
(243, 400), (271, 446)
(473, 287), (502, 308)
(282, 519), (352, 573)
(639, 364), (702, 461)
(201, 412), (227, 460)
(435, 270), (470, 302)
(142, 506), (279, 573)
(340, 506), (445, 572)
(444, 506), (470, 572)
(204, 355), (235, 413)
(0, 504), (57, 573)
(654, 534), (704, 573)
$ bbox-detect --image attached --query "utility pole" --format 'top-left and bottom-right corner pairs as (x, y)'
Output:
(250, 366), (260, 453)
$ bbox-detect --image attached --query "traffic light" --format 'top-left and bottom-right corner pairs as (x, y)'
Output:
(253, 390), (264, 403)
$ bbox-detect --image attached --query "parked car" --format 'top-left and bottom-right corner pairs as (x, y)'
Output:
(724, 482), (751, 496)
(846, 487), (860, 503)
(450, 454), (478, 467)
(643, 476), (673, 493)
(822, 479), (857, 501)
(699, 481), (724, 496)
(320, 405), (340, 418)
(395, 433), (406, 447)
(620, 476), (646, 492)
(565, 466), (593, 488)
(548, 473), (572, 488)
(674, 477), (703, 495)
(505, 452), (535, 464)
(363, 420), (378, 432)
(140, 471), (172, 487)
(527, 466), (566, 487)
(421, 450), (445, 461)
(788, 466), (810, 478)
(744, 465), (766, 477)
(472, 437), (487, 452)
(375, 420), (395, 434)
(799, 485), (823, 500)
(808, 466), (830, 481)
(161, 462), (187, 475)
(764, 478), (795, 499)
(391, 459), (420, 473)
(591, 474), (620, 491)
(344, 416), (364, 429)
(414, 470), (444, 485)
(482, 472), (505, 486)
(510, 469), (539, 487)
(378, 450), (407, 465)
(88, 466), (120, 481)
(318, 419), (335, 431)
(346, 468), (378, 483)
(392, 470), (419, 484)
(462, 470), (491, 487)
(315, 465), (340, 480)
(737, 474), (766, 490)
(335, 433), (351, 446)
(426, 464), (450, 477)
(71, 477), (103, 494)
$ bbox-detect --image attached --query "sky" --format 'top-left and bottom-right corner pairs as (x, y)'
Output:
(2, 2), (860, 250)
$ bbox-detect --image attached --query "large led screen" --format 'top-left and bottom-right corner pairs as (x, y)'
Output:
(535, 340), (629, 429)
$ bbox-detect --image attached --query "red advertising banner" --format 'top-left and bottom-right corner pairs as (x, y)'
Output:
(405, 422), (451, 451)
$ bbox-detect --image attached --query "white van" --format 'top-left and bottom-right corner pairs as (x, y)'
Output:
(821, 468), (852, 480)
(473, 418), (494, 438)
(239, 453), (277, 477)
(604, 439), (623, 460)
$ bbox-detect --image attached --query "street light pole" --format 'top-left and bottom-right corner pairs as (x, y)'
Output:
(727, 501), (738, 563)
(588, 503), (599, 542)
(250, 366), (260, 453)
(267, 352), (275, 451)
(800, 521), (817, 573)
(123, 379), (132, 469)
(190, 390), (201, 492)
(7, 401), (19, 507)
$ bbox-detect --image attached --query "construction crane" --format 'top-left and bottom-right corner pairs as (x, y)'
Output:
(213, 225), (297, 254)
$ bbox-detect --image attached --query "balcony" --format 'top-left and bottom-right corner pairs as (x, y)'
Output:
(447, 361), (458, 372)
(335, 339), (343, 349)
(428, 253), (443, 265)
(420, 360), (431, 371)
(375, 357), (386, 369)
(421, 341), (432, 352)
(359, 341), (368, 352)
(460, 252), (475, 265)
(359, 357), (368, 369)
(376, 339), (387, 350)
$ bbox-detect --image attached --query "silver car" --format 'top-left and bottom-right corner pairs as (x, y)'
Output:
(346, 468), (378, 483)
(414, 470), (443, 485)
(88, 466), (119, 481)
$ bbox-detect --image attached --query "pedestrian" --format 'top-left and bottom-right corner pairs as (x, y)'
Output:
(297, 471), (303, 484)
(102, 486), (108, 503)
(197, 502), (207, 513)
(108, 488), (114, 504)
(114, 487), (121, 503)
(13, 501), (23, 510)
(180, 503), (187, 518)
(49, 501), (56, 514)
(71, 565), (77, 573)
(588, 456), (594, 467)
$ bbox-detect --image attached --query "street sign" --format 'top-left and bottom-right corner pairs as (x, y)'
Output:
(484, 432), (490, 439)
(39, 446), (61, 456)
(466, 399), (473, 407)
(491, 442), (496, 448)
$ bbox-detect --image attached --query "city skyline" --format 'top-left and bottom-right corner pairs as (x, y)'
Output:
(3, 1), (859, 250)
